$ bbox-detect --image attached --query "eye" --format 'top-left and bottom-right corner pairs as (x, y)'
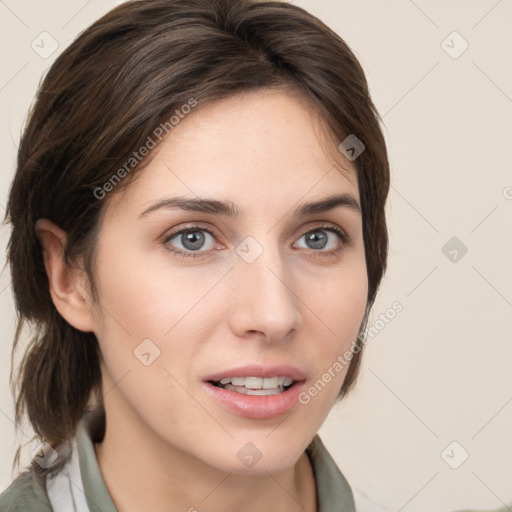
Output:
(163, 223), (349, 260)
(294, 225), (349, 255)
(164, 226), (217, 258)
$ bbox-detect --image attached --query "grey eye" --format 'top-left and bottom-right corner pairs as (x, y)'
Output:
(168, 229), (216, 252)
(296, 229), (339, 251)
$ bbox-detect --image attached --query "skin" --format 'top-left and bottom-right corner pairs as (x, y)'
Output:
(35, 88), (368, 512)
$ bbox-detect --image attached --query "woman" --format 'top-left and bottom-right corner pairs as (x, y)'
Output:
(0, 0), (390, 510)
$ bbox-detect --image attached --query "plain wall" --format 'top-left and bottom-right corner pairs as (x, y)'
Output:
(1, 1), (511, 511)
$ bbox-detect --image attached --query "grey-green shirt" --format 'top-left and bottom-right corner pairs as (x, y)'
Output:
(0, 412), (356, 511)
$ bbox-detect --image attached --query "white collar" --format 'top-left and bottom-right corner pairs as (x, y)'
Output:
(46, 438), (90, 512)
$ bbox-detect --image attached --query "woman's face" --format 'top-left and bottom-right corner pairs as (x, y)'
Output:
(87, 89), (368, 474)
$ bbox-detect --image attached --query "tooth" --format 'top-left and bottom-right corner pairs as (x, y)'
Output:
(245, 377), (263, 389)
(245, 388), (281, 396)
(262, 377), (278, 389)
(220, 383), (286, 396)
(219, 376), (294, 390)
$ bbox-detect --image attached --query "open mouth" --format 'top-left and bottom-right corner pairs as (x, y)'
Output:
(203, 367), (306, 419)
(208, 376), (296, 396)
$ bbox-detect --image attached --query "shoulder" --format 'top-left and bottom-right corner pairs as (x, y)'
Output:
(0, 467), (53, 512)
(307, 435), (392, 512)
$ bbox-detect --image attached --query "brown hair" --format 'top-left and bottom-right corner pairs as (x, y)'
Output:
(4, 0), (389, 473)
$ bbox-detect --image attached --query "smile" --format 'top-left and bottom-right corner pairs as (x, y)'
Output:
(210, 376), (295, 395)
(203, 365), (306, 419)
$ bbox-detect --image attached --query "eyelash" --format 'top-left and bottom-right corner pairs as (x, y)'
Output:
(163, 223), (349, 260)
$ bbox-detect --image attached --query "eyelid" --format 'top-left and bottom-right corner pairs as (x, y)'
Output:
(162, 223), (221, 251)
(295, 222), (349, 246)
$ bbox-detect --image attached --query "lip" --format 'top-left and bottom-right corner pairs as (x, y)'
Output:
(203, 364), (307, 382)
(202, 364), (307, 420)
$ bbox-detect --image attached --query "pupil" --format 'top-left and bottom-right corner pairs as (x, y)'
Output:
(307, 231), (327, 249)
(182, 230), (205, 251)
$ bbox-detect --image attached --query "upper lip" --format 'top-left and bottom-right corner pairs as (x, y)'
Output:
(203, 364), (307, 382)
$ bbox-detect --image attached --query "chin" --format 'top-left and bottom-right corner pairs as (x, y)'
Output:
(198, 429), (313, 475)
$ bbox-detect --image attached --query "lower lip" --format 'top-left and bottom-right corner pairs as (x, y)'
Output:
(203, 381), (305, 419)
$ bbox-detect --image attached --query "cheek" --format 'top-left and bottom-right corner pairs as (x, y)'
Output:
(91, 241), (227, 384)
(93, 239), (207, 336)
(300, 257), (368, 389)
(307, 257), (368, 340)
(90, 248), (220, 428)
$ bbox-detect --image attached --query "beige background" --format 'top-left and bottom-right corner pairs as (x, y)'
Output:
(1, 1), (511, 511)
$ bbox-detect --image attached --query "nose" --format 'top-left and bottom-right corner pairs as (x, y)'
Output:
(227, 244), (303, 343)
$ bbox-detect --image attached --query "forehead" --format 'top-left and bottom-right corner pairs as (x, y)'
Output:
(103, 89), (358, 222)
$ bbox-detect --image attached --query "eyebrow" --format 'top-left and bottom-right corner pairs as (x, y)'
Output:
(138, 193), (361, 219)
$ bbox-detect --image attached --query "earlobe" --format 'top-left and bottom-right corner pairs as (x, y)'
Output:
(34, 218), (96, 332)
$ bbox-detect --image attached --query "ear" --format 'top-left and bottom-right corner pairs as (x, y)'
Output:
(34, 218), (96, 332)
